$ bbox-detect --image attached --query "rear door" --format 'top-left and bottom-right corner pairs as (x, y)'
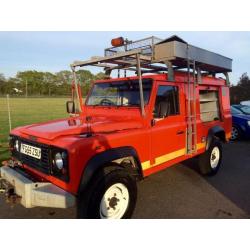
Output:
(150, 81), (186, 168)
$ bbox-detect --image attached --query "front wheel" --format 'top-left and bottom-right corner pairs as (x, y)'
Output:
(77, 166), (137, 219)
(198, 139), (222, 176)
(99, 182), (130, 219)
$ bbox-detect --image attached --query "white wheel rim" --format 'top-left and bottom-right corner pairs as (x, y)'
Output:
(99, 183), (129, 219)
(210, 146), (220, 169)
(231, 126), (238, 140)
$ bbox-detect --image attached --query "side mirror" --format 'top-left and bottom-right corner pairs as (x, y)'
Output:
(66, 101), (75, 114)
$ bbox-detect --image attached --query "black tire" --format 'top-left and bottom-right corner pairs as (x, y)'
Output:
(77, 165), (137, 219)
(231, 125), (241, 141)
(198, 139), (222, 176)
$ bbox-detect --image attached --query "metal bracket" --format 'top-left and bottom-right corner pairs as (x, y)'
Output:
(105, 68), (112, 76)
(197, 67), (202, 84)
(164, 60), (174, 81)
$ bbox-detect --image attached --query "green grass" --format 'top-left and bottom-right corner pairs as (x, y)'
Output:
(0, 97), (68, 162)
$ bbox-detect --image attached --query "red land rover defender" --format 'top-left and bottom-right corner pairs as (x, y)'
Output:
(0, 36), (232, 218)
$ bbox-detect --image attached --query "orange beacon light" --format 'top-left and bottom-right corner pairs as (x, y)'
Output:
(111, 37), (125, 47)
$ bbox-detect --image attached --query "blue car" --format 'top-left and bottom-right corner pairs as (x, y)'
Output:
(231, 105), (250, 140)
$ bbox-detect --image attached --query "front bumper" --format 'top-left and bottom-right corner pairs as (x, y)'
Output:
(0, 166), (75, 208)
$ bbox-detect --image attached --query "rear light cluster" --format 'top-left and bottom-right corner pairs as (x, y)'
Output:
(9, 135), (69, 182)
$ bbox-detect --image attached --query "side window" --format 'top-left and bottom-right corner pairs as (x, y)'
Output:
(153, 85), (179, 118)
(199, 90), (220, 122)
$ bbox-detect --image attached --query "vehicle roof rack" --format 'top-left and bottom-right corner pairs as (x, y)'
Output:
(70, 35), (232, 116)
(71, 35), (232, 77)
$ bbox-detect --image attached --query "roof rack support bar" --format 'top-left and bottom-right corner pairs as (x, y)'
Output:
(71, 49), (142, 68)
(72, 67), (82, 112)
(164, 60), (174, 81)
(223, 72), (230, 86)
(136, 54), (145, 117)
(106, 61), (167, 72)
(105, 68), (112, 76)
(197, 67), (202, 84)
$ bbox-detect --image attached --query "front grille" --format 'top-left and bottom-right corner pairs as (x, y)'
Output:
(13, 137), (51, 174)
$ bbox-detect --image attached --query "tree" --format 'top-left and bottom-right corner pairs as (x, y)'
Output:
(16, 71), (45, 96)
(0, 73), (5, 82)
(76, 70), (94, 83)
(76, 70), (95, 96)
(230, 73), (250, 104)
(0, 73), (6, 95)
(0, 70), (115, 97)
(95, 72), (107, 80)
(0, 74), (18, 95)
(42, 72), (57, 96)
(56, 70), (73, 85)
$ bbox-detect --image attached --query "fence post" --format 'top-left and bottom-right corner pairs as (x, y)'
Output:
(6, 94), (12, 132)
(26, 79), (28, 98)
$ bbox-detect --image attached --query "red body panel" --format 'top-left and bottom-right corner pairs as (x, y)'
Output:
(10, 72), (232, 195)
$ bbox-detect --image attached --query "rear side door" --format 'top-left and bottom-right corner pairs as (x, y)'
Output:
(150, 81), (186, 168)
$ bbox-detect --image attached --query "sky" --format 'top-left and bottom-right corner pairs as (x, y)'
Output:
(0, 31), (249, 84)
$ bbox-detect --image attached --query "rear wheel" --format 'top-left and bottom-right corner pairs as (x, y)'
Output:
(77, 166), (137, 219)
(198, 139), (222, 176)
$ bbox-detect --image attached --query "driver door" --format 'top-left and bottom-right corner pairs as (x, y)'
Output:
(150, 82), (186, 168)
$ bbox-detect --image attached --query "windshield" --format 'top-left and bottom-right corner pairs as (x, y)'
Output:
(86, 79), (153, 106)
(238, 105), (250, 115)
(231, 106), (242, 114)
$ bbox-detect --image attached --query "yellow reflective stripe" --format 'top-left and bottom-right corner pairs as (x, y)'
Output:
(152, 148), (186, 167)
(141, 143), (206, 171)
(141, 161), (151, 170)
(197, 142), (206, 150)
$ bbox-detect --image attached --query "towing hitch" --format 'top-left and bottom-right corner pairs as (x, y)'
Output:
(0, 177), (22, 205)
(6, 188), (22, 205)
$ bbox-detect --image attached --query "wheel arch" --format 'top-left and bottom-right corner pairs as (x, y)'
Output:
(206, 126), (226, 150)
(77, 146), (143, 195)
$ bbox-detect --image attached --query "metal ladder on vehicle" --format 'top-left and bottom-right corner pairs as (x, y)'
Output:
(186, 58), (198, 155)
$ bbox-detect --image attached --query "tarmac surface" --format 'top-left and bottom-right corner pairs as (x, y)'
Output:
(0, 140), (249, 219)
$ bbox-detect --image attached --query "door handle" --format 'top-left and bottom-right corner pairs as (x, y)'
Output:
(176, 130), (184, 135)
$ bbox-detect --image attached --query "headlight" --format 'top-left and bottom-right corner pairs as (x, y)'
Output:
(14, 140), (20, 151)
(247, 121), (250, 127)
(9, 136), (20, 157)
(52, 149), (69, 181)
(54, 153), (64, 170)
